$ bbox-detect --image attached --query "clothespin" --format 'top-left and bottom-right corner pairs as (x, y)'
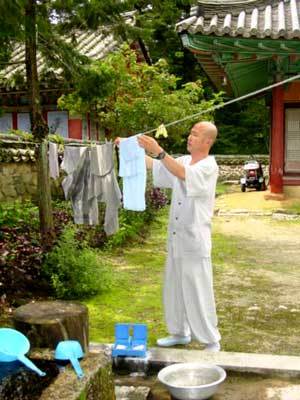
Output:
(155, 124), (168, 139)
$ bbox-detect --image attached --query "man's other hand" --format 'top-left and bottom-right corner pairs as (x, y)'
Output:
(137, 135), (162, 156)
(114, 137), (121, 146)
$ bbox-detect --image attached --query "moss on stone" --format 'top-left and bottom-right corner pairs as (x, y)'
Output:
(40, 351), (115, 400)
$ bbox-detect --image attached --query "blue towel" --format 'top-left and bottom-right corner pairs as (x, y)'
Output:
(119, 136), (146, 211)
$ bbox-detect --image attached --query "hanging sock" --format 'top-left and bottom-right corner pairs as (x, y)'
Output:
(155, 124), (168, 139)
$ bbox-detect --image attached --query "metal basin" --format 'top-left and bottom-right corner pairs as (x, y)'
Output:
(157, 362), (226, 400)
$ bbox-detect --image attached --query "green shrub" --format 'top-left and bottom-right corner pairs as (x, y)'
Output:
(43, 226), (112, 299)
(0, 201), (39, 228)
(105, 208), (150, 249)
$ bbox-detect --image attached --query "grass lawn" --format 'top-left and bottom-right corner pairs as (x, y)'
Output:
(84, 209), (168, 347)
(85, 193), (300, 355)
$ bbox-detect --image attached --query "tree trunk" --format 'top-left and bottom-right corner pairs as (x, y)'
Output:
(25, 0), (55, 249)
(13, 301), (89, 353)
(137, 38), (152, 66)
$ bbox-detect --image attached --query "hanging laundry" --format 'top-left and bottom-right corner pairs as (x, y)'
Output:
(61, 146), (86, 175)
(119, 136), (146, 211)
(61, 143), (121, 235)
(90, 143), (121, 235)
(48, 142), (59, 179)
(155, 124), (168, 139)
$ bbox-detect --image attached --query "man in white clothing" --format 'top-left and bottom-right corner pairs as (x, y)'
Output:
(137, 121), (221, 351)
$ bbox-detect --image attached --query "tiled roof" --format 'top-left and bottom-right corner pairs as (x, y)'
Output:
(0, 13), (135, 86)
(0, 147), (36, 163)
(176, 0), (300, 39)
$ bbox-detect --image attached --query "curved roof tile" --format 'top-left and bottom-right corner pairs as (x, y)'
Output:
(176, 0), (300, 39)
(0, 13), (135, 86)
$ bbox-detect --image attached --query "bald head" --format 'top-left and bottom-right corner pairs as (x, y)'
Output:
(187, 121), (218, 157)
(193, 121), (218, 145)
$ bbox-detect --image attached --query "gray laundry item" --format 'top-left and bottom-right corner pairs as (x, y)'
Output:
(49, 142), (59, 179)
(90, 143), (121, 235)
(61, 146), (87, 174)
(90, 143), (113, 176)
(62, 148), (97, 225)
(62, 143), (121, 234)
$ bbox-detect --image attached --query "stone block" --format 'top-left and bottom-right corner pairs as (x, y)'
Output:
(2, 185), (17, 198)
(26, 182), (38, 195)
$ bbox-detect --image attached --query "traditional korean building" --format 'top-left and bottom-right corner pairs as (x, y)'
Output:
(0, 13), (138, 142)
(176, 0), (300, 196)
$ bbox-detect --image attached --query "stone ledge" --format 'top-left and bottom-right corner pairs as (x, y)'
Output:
(90, 344), (300, 379)
(264, 193), (285, 201)
(39, 350), (115, 400)
(147, 348), (300, 378)
(215, 210), (300, 219)
(217, 209), (273, 217)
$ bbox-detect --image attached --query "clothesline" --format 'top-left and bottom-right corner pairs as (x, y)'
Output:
(137, 73), (300, 136)
(63, 138), (109, 146)
(0, 134), (108, 147)
(2, 73), (300, 145)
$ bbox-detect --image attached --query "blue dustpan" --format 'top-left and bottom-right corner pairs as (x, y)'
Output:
(0, 328), (46, 377)
(55, 340), (84, 379)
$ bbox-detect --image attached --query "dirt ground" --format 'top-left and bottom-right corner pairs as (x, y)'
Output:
(210, 188), (300, 355)
(216, 188), (296, 211)
(215, 189), (300, 271)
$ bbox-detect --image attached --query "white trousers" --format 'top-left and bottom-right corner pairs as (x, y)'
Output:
(163, 251), (221, 344)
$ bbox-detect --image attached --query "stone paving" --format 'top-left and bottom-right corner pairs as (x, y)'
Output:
(90, 344), (300, 400)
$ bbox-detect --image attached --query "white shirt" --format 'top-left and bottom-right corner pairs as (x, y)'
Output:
(153, 155), (218, 258)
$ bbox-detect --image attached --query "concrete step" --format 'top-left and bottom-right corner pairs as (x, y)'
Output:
(90, 344), (300, 378)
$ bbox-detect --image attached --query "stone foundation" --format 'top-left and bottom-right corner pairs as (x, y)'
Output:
(284, 186), (300, 198)
(0, 162), (64, 202)
(0, 162), (38, 202)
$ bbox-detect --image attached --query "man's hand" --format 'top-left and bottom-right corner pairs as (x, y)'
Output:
(137, 135), (163, 156)
(114, 137), (121, 146)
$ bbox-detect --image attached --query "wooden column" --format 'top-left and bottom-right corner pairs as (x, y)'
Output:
(12, 112), (18, 130)
(270, 86), (284, 193)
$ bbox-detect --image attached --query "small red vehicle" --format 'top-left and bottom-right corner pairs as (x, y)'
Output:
(240, 160), (266, 192)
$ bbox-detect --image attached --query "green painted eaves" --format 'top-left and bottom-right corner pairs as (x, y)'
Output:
(225, 60), (271, 97)
(181, 33), (300, 96)
(182, 34), (300, 56)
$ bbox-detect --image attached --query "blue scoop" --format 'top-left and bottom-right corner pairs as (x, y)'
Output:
(55, 340), (84, 379)
(0, 328), (46, 377)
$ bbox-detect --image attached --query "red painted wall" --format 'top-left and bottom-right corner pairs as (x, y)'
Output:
(284, 81), (300, 102)
(68, 119), (82, 140)
(283, 82), (300, 187)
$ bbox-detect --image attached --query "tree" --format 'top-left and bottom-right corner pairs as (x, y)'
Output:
(125, 0), (200, 84)
(0, 0), (134, 248)
(25, 0), (55, 248)
(214, 98), (270, 155)
(59, 45), (223, 153)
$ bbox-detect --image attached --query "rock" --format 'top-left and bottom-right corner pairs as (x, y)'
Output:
(115, 386), (150, 400)
(248, 306), (261, 311)
(278, 305), (288, 310)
